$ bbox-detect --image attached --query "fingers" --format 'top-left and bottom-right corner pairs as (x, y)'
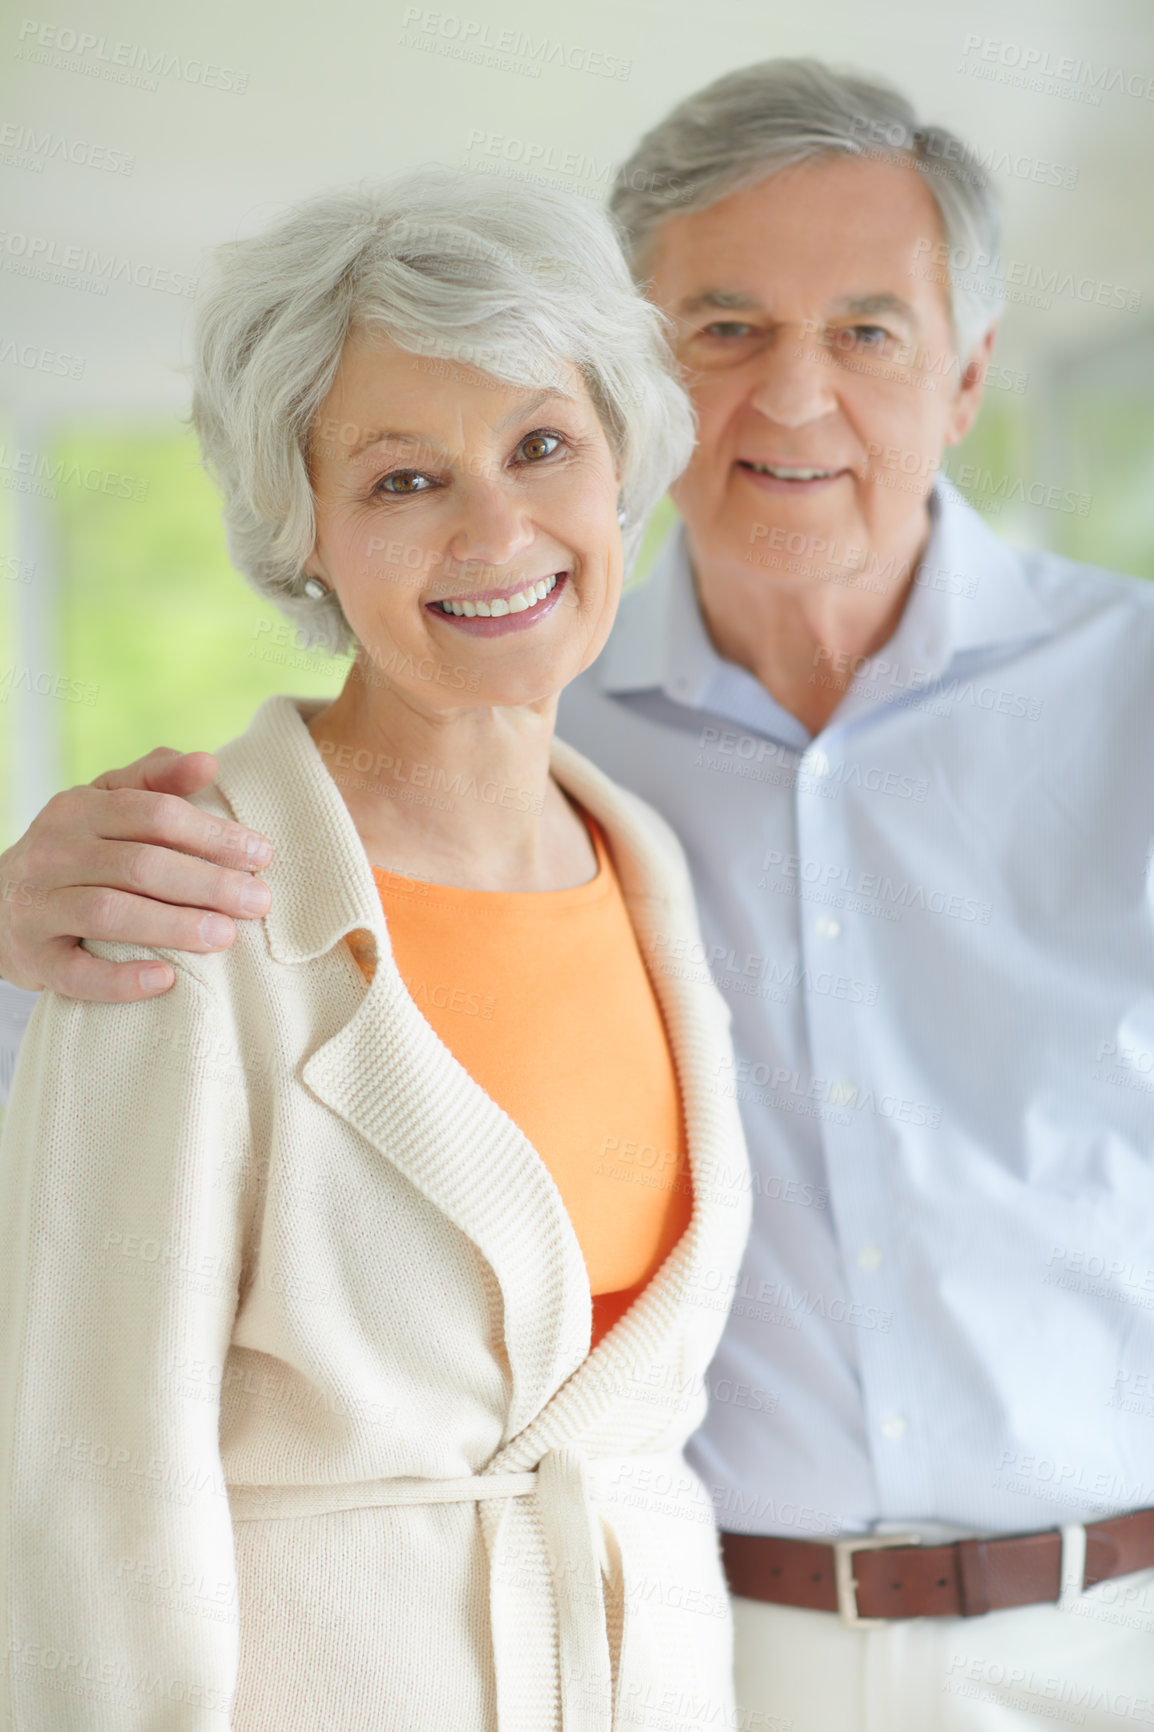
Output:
(39, 783), (272, 875)
(1, 873), (248, 997)
(92, 746), (220, 798)
(37, 938), (177, 1003)
(40, 887), (244, 957)
(87, 839), (270, 922)
(0, 775), (274, 994)
(148, 752), (226, 798)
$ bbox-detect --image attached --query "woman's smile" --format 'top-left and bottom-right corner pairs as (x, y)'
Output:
(425, 571), (568, 635)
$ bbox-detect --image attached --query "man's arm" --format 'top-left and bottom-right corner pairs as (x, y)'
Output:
(0, 748), (272, 1002)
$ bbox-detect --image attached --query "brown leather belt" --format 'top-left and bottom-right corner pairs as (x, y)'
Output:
(720, 1508), (1154, 1627)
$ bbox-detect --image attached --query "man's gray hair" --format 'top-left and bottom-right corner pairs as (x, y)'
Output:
(192, 168), (695, 653)
(611, 59), (1002, 364)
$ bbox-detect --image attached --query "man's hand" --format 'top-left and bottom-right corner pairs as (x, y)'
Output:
(0, 748), (272, 1001)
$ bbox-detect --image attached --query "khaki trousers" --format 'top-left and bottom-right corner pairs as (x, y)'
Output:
(732, 1568), (1154, 1730)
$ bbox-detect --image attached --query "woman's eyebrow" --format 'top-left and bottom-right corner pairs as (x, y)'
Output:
(492, 388), (572, 430)
(335, 389), (573, 463)
(343, 429), (431, 459)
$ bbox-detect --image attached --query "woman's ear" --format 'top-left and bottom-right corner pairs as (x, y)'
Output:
(303, 539), (330, 584)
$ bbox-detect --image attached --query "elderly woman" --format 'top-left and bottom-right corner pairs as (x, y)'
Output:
(0, 171), (750, 1730)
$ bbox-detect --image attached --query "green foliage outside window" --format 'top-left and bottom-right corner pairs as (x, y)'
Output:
(2, 388), (1151, 844)
(48, 428), (348, 786)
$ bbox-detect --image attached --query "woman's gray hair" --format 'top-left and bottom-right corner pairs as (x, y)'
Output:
(611, 59), (1003, 365)
(191, 168), (695, 652)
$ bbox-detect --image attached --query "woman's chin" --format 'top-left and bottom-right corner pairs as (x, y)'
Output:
(349, 634), (584, 712)
(467, 666), (576, 711)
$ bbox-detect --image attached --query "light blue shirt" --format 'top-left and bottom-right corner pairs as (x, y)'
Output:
(558, 480), (1154, 1540)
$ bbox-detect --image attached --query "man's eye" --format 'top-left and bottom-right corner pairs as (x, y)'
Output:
(517, 431), (562, 462)
(377, 471), (433, 495)
(835, 326), (891, 349)
(701, 321), (758, 339)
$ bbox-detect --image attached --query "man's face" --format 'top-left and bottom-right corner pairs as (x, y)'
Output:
(648, 154), (990, 587)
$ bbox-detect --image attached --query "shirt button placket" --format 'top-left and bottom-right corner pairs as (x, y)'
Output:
(793, 737), (934, 1519)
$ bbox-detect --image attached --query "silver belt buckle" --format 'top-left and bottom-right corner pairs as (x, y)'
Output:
(833, 1531), (923, 1628)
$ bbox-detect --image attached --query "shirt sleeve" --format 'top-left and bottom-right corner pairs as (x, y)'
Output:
(0, 979), (40, 1113)
(0, 962), (251, 1728)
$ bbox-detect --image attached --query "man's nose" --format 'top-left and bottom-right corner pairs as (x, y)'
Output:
(445, 478), (536, 568)
(746, 325), (839, 429)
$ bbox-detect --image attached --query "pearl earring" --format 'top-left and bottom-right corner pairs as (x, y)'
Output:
(303, 576), (327, 601)
(617, 503), (627, 527)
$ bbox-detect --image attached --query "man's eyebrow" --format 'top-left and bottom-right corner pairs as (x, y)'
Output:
(340, 388), (572, 460)
(674, 289), (921, 326)
(677, 289), (766, 316)
(831, 292), (919, 324)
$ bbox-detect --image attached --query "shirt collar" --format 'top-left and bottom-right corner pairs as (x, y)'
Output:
(596, 480), (1055, 736)
(596, 531), (811, 745)
(922, 476), (1053, 653)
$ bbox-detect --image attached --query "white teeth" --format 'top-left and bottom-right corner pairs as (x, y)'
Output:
(436, 572), (560, 619)
(748, 462), (835, 481)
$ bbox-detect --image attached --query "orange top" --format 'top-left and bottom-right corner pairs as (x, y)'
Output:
(350, 815), (693, 1349)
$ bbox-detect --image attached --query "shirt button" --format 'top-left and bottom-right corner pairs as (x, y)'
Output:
(857, 1244), (884, 1272)
(815, 916), (841, 939)
(881, 1415), (907, 1440)
(829, 1080), (858, 1106)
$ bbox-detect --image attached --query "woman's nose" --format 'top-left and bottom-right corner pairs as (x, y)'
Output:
(445, 479), (536, 569)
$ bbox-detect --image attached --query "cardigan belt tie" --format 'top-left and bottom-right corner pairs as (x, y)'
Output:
(229, 1447), (670, 1731)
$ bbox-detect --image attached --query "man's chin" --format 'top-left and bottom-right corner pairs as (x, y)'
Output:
(727, 511), (855, 575)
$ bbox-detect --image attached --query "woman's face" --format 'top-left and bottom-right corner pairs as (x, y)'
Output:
(305, 334), (623, 713)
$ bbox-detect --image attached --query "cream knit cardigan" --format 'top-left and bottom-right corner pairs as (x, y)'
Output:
(0, 694), (751, 1732)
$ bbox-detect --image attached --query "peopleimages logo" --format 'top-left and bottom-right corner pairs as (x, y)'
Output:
(958, 34), (1154, 104)
(953, 464), (1093, 518)
(759, 849), (993, 925)
(849, 114), (1079, 190)
(15, 19), (249, 92)
(400, 8), (631, 79)
(0, 122), (135, 175)
(0, 230), (196, 297)
(911, 238), (1142, 315)
(0, 338), (85, 379)
(0, 445), (148, 501)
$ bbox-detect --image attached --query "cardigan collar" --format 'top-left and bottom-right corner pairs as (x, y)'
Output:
(212, 693), (670, 971)
(212, 694), (393, 969)
(211, 694), (746, 1444)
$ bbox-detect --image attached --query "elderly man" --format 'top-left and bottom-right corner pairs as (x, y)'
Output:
(3, 59), (1154, 1730)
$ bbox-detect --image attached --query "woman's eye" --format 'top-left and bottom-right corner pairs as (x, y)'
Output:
(377, 471), (433, 495)
(517, 431), (562, 462)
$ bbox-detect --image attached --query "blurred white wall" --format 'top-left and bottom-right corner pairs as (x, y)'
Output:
(2, 0), (1152, 417)
(1, 0), (1152, 831)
